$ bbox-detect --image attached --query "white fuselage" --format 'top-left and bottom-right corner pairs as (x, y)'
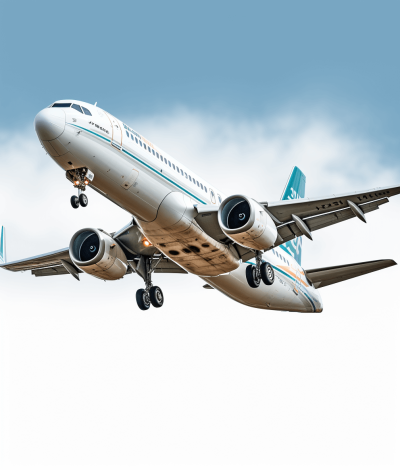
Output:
(36, 100), (323, 313)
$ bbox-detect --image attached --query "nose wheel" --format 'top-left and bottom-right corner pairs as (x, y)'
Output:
(67, 168), (93, 209)
(70, 191), (89, 209)
(71, 195), (80, 209)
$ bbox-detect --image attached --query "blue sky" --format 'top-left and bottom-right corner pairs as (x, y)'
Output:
(1, 0), (399, 158)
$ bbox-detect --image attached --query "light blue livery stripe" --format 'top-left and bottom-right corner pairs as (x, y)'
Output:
(68, 123), (207, 205)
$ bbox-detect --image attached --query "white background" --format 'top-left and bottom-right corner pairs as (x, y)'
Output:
(1, 110), (399, 469)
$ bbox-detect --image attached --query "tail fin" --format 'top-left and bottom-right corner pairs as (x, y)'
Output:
(280, 167), (306, 265)
(0, 226), (6, 264)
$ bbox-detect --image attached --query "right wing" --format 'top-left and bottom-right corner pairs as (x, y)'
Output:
(0, 247), (186, 279)
(0, 248), (81, 279)
(305, 259), (397, 288)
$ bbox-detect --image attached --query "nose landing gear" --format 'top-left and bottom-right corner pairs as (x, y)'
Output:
(67, 168), (94, 209)
(245, 251), (275, 288)
(132, 255), (165, 310)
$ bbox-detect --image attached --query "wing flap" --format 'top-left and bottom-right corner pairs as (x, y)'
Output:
(32, 265), (70, 277)
(305, 259), (397, 288)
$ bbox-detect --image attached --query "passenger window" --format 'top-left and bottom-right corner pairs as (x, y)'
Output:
(168, 161), (171, 167)
(217, 195), (222, 204)
(176, 166), (180, 172)
(131, 134), (134, 140)
(189, 175), (192, 182)
(82, 107), (92, 116)
(156, 152), (159, 158)
(172, 163), (175, 170)
(193, 178), (196, 184)
(205, 187), (207, 193)
(200, 183), (203, 189)
(152, 149), (155, 155)
(135, 137), (138, 143)
(160, 155), (163, 162)
(197, 181), (200, 187)
(143, 143), (147, 149)
(164, 159), (168, 165)
(126, 131), (129, 137)
(210, 190), (216, 203)
(181, 169), (184, 175)
(185, 172), (188, 178)
(139, 141), (142, 147)
(72, 104), (83, 113)
(148, 147), (151, 153)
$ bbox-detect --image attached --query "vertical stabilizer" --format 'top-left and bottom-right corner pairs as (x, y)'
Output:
(280, 167), (306, 265)
(0, 226), (6, 264)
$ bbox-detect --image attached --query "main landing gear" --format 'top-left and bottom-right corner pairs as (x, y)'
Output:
(246, 251), (275, 288)
(67, 168), (94, 209)
(134, 256), (165, 311)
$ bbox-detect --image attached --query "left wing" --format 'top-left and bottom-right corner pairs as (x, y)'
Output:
(263, 184), (400, 246)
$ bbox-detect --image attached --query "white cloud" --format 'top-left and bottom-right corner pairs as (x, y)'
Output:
(0, 111), (399, 469)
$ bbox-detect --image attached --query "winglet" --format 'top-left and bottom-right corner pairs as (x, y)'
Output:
(0, 226), (6, 264)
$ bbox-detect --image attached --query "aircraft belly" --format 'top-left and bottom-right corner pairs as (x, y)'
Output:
(139, 192), (240, 276)
(202, 264), (317, 312)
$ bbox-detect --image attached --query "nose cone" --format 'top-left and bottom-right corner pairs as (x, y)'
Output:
(34, 108), (66, 141)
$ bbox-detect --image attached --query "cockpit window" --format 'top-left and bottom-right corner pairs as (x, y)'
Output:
(52, 103), (71, 108)
(72, 104), (83, 113)
(81, 106), (92, 116)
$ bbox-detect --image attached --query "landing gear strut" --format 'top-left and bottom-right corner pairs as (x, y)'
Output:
(134, 255), (164, 310)
(245, 251), (275, 288)
(67, 168), (93, 209)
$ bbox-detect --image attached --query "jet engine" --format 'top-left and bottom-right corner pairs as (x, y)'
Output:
(69, 228), (128, 280)
(218, 195), (278, 251)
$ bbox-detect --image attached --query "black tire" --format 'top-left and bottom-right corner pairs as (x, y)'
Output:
(79, 193), (88, 207)
(70, 195), (80, 209)
(261, 262), (275, 285)
(136, 288), (151, 310)
(149, 286), (164, 308)
(246, 264), (261, 288)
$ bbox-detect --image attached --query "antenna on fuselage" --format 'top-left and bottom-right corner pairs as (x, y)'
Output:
(94, 102), (97, 106)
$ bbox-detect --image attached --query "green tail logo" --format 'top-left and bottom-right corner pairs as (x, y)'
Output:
(280, 167), (306, 265)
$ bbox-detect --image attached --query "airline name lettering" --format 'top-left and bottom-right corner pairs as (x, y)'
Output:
(89, 121), (109, 134)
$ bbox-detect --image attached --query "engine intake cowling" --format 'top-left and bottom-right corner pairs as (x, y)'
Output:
(69, 228), (128, 280)
(218, 195), (278, 250)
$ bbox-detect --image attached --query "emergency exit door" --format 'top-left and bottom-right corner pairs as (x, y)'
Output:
(105, 111), (122, 150)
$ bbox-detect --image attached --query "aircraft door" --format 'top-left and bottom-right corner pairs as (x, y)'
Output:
(104, 111), (122, 150)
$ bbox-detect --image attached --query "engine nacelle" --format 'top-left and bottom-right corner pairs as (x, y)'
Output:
(69, 228), (128, 281)
(218, 195), (278, 251)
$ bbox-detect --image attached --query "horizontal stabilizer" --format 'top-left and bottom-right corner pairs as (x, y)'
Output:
(305, 259), (397, 289)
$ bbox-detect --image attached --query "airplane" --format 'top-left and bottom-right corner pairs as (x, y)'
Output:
(1, 100), (399, 312)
